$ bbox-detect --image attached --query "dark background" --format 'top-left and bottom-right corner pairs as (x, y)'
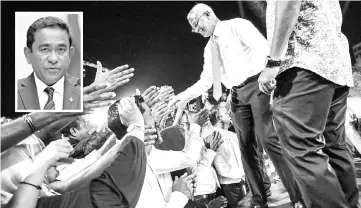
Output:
(1, 1), (360, 118)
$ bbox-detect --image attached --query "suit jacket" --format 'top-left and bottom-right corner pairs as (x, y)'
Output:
(17, 72), (81, 110)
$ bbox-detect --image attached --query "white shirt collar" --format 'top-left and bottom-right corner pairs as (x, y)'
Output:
(212, 20), (224, 38)
(34, 73), (64, 97)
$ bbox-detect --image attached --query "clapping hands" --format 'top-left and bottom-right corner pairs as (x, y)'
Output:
(204, 131), (224, 152)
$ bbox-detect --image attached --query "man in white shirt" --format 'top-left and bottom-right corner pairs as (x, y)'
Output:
(135, 96), (197, 208)
(17, 16), (81, 111)
(209, 106), (247, 208)
(169, 3), (298, 208)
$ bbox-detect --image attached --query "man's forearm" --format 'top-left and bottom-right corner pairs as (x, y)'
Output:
(270, 1), (301, 59)
(50, 135), (122, 193)
(1, 112), (77, 152)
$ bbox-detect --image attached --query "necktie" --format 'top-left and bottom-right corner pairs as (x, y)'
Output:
(44, 87), (55, 110)
(211, 36), (222, 101)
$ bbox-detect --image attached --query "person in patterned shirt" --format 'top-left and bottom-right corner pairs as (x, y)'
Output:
(258, 1), (359, 208)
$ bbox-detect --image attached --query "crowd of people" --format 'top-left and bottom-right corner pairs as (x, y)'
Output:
(2, 1), (361, 208)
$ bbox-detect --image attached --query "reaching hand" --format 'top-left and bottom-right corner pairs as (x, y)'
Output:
(168, 95), (181, 110)
(94, 61), (134, 91)
(142, 86), (160, 108)
(37, 139), (73, 167)
(172, 173), (197, 199)
(208, 196), (228, 208)
(117, 97), (144, 128)
(144, 125), (157, 146)
(204, 131), (224, 152)
(188, 109), (210, 127)
(83, 82), (116, 114)
(151, 101), (169, 124)
(157, 86), (175, 103)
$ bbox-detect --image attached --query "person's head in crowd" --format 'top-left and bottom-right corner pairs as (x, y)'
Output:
(71, 129), (113, 159)
(61, 117), (92, 147)
(24, 16), (74, 86)
(107, 95), (153, 140)
(209, 104), (232, 130)
(187, 3), (219, 38)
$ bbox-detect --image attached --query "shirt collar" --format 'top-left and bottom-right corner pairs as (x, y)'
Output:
(34, 73), (64, 96)
(212, 20), (223, 38)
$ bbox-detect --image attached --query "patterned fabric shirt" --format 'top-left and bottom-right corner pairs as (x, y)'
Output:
(266, 0), (354, 87)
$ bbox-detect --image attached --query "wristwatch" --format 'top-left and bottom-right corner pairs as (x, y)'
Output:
(127, 123), (144, 133)
(266, 56), (282, 68)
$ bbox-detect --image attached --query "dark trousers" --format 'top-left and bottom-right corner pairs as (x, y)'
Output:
(230, 73), (300, 205)
(271, 68), (359, 208)
(184, 193), (216, 208)
(218, 181), (247, 208)
(257, 143), (272, 192)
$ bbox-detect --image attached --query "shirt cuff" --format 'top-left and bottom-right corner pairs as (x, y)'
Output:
(168, 191), (189, 208)
(189, 123), (201, 135)
(126, 128), (144, 142)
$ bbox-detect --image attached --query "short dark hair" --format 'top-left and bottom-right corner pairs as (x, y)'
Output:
(60, 117), (84, 138)
(187, 96), (205, 112)
(107, 96), (146, 139)
(26, 16), (73, 51)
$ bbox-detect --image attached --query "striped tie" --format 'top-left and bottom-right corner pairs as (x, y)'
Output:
(44, 87), (55, 110)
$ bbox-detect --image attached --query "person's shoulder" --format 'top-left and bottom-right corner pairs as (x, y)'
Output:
(65, 74), (81, 87)
(17, 74), (33, 86)
(228, 18), (252, 26)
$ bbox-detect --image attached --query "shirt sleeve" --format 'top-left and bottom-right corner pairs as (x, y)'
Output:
(231, 18), (269, 63)
(213, 146), (244, 179)
(177, 41), (214, 103)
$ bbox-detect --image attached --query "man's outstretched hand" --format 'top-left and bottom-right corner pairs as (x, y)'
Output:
(94, 61), (134, 91)
(83, 82), (116, 114)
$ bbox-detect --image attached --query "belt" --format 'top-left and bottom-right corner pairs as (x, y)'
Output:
(232, 72), (261, 90)
(193, 193), (216, 201)
(221, 178), (246, 188)
(231, 73), (261, 103)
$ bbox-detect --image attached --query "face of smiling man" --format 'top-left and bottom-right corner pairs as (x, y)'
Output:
(25, 27), (74, 86)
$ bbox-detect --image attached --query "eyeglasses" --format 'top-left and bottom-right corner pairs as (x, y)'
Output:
(191, 12), (207, 33)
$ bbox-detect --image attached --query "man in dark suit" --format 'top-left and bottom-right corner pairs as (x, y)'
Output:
(17, 16), (81, 111)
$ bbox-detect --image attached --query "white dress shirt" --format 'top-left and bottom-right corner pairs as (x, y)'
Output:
(136, 155), (189, 208)
(34, 73), (64, 110)
(149, 123), (204, 202)
(186, 125), (220, 196)
(208, 128), (245, 185)
(178, 18), (269, 103)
